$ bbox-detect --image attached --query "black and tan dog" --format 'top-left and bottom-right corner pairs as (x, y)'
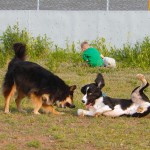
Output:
(3, 43), (76, 114)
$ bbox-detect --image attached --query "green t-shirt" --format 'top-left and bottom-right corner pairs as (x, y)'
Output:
(82, 47), (104, 67)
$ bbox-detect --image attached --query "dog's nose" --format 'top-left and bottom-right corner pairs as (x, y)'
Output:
(70, 104), (75, 108)
(82, 100), (85, 103)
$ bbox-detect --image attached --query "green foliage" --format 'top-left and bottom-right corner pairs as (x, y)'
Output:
(90, 37), (150, 69)
(0, 23), (150, 70)
(0, 23), (29, 54)
(90, 37), (109, 56)
(0, 23), (53, 64)
(46, 44), (82, 71)
(4, 144), (17, 150)
(0, 46), (7, 68)
(28, 34), (53, 60)
(27, 140), (41, 148)
(109, 37), (150, 69)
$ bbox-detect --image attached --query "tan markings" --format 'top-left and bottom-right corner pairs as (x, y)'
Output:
(30, 93), (42, 115)
(42, 94), (49, 101)
(60, 96), (73, 107)
(66, 96), (73, 104)
(137, 106), (144, 113)
(4, 84), (16, 113)
(15, 91), (26, 113)
(136, 74), (147, 89)
(42, 104), (64, 115)
(78, 112), (85, 117)
(56, 101), (61, 107)
(94, 112), (101, 117)
(136, 74), (145, 81)
(41, 94), (53, 105)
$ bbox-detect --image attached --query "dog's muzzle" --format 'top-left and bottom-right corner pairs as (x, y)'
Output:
(59, 102), (75, 108)
(66, 103), (75, 108)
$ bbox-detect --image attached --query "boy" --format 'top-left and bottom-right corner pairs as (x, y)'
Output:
(81, 41), (104, 67)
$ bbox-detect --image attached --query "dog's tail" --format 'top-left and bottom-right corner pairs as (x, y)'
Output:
(13, 42), (26, 61)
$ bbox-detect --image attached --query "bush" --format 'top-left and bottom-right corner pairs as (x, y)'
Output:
(0, 46), (7, 68)
(0, 23), (150, 70)
(0, 23), (54, 61)
(109, 37), (150, 69)
(27, 34), (53, 60)
(0, 23), (29, 55)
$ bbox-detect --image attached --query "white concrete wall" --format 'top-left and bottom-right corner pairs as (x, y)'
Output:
(0, 10), (150, 49)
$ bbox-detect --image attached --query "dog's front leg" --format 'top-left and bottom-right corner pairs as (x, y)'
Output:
(15, 93), (26, 113)
(42, 104), (64, 115)
(77, 109), (95, 117)
(95, 105), (112, 116)
(30, 94), (42, 114)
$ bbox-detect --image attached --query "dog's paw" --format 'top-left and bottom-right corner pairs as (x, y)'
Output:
(33, 111), (41, 115)
(94, 112), (101, 117)
(59, 112), (65, 115)
(137, 106), (144, 113)
(19, 109), (27, 113)
(77, 109), (84, 117)
(136, 74), (145, 81)
(4, 111), (11, 114)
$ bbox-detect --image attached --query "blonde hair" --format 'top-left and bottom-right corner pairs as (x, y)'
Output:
(81, 41), (88, 48)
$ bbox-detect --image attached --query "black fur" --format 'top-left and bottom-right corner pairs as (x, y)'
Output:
(12, 61), (72, 102)
(3, 43), (76, 113)
(103, 97), (133, 110)
(81, 73), (150, 117)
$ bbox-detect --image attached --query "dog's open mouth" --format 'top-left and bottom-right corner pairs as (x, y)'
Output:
(85, 103), (93, 109)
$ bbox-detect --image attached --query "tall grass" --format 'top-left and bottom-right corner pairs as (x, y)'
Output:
(0, 24), (150, 70)
(110, 38), (150, 69)
(90, 37), (150, 69)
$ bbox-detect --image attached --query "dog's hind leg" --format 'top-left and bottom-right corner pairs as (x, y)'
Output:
(42, 104), (64, 115)
(131, 74), (150, 111)
(15, 92), (26, 113)
(136, 74), (149, 91)
(3, 84), (16, 113)
(131, 74), (149, 105)
(30, 94), (42, 114)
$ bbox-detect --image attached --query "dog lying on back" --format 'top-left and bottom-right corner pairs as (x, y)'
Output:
(3, 43), (76, 114)
(78, 73), (150, 117)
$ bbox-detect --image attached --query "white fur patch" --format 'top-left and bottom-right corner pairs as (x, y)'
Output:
(102, 104), (137, 117)
(93, 97), (105, 109)
(79, 89), (150, 117)
(82, 94), (88, 104)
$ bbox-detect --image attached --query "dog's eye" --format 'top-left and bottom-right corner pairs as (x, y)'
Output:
(88, 93), (92, 95)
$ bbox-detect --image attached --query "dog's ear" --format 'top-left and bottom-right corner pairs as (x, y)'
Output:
(81, 84), (89, 94)
(95, 73), (105, 89)
(70, 85), (77, 91)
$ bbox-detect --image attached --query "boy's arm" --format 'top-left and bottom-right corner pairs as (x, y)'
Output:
(100, 54), (104, 59)
(98, 50), (104, 59)
(82, 53), (89, 62)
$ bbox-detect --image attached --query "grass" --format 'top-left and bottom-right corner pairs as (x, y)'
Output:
(0, 64), (150, 150)
(0, 23), (150, 149)
(27, 140), (41, 148)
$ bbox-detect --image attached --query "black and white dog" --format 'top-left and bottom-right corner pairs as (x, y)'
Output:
(78, 73), (150, 117)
